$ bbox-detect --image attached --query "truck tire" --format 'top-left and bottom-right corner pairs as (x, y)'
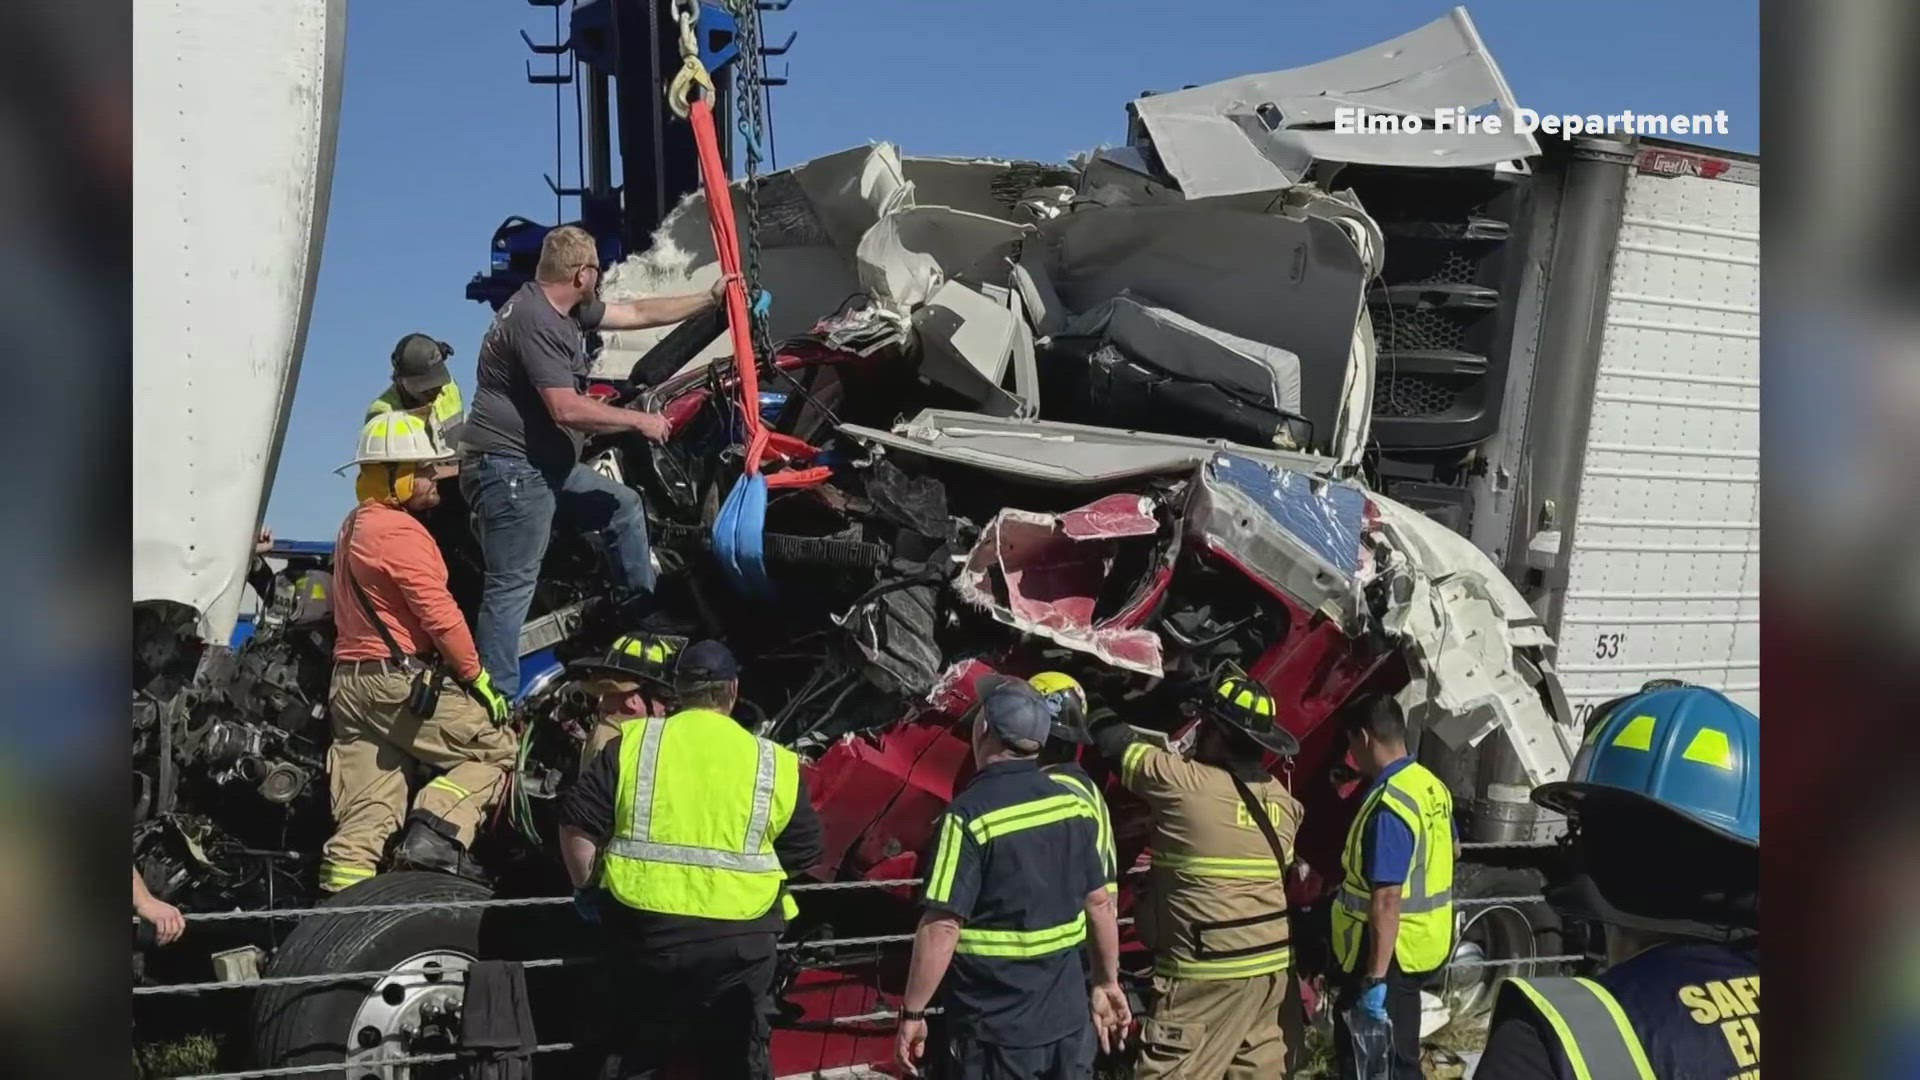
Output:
(252, 871), (490, 1073)
(1440, 864), (1565, 1023)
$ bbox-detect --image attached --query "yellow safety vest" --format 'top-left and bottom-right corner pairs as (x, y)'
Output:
(603, 708), (801, 921)
(1332, 760), (1454, 974)
(367, 381), (464, 426)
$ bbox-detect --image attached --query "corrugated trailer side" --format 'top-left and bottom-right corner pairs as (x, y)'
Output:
(1554, 142), (1760, 717)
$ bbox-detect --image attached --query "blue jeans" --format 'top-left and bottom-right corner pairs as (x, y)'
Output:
(460, 454), (655, 695)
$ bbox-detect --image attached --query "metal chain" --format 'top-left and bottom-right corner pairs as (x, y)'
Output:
(173, 1044), (577, 1080)
(729, 0), (775, 364)
(1460, 839), (1561, 850)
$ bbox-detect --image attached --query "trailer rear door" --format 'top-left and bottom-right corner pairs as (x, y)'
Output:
(1556, 143), (1759, 721)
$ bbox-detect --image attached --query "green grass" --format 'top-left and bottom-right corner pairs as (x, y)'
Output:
(1295, 1022), (1338, 1078)
(132, 1034), (222, 1079)
(1288, 1015), (1490, 1078)
(1423, 1019), (1490, 1079)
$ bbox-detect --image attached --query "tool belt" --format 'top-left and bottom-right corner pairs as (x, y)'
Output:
(339, 511), (447, 719)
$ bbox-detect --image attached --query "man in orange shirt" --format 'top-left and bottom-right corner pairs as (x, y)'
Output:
(320, 413), (517, 893)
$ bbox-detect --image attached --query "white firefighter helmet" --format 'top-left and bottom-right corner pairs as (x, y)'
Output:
(334, 411), (457, 475)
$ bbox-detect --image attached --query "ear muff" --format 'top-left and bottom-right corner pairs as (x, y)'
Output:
(355, 462), (418, 503)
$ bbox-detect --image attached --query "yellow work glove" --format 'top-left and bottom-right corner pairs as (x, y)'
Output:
(467, 670), (511, 724)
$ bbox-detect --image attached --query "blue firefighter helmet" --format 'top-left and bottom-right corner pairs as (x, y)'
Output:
(1533, 684), (1758, 848)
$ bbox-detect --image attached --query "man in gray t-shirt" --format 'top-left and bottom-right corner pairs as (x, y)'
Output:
(460, 224), (722, 695)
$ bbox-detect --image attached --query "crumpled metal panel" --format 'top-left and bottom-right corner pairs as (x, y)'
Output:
(1130, 7), (1539, 200)
(953, 500), (1168, 676)
(910, 279), (1022, 415)
(1061, 494), (1159, 540)
(843, 409), (1331, 487)
(856, 205), (1029, 309)
(1368, 495), (1571, 785)
(1185, 453), (1371, 629)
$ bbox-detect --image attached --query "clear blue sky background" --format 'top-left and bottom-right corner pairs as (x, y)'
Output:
(265, 0), (1757, 541)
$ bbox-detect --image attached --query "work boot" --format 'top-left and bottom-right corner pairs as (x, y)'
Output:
(390, 810), (489, 884)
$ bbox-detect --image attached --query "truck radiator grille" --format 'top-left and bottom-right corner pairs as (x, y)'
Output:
(1373, 373), (1460, 418)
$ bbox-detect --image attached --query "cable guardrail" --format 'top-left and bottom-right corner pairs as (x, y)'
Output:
(172, 1043), (577, 1080)
(160, 942), (1582, 1080)
(135, 900), (1549, 997)
(133, 956), (583, 996)
(155, 854), (1558, 926)
(158, 876), (930, 925)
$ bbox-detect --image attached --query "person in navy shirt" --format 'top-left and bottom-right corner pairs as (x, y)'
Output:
(895, 677), (1130, 1079)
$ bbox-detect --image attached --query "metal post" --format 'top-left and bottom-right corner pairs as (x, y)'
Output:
(1456, 137), (1633, 843)
(1519, 135), (1635, 637)
(586, 70), (611, 196)
(1471, 726), (1539, 842)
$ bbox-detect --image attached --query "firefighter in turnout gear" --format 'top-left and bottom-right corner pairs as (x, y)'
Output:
(566, 632), (686, 773)
(1089, 674), (1306, 1079)
(559, 640), (823, 1079)
(321, 412), (516, 893)
(1331, 695), (1457, 1080)
(1030, 672), (1117, 896)
(1476, 684), (1760, 1080)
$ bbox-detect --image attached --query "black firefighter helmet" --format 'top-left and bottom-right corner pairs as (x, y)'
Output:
(1195, 674), (1299, 757)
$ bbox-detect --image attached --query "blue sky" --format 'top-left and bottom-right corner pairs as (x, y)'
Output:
(265, 0), (1757, 540)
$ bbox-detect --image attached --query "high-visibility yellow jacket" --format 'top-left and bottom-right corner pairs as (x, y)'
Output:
(367, 381), (464, 427)
(1333, 759), (1455, 975)
(602, 708), (800, 921)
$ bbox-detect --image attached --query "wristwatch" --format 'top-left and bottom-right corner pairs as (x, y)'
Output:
(900, 1008), (929, 1021)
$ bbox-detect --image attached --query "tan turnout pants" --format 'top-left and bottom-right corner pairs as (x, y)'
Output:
(1134, 971), (1304, 1080)
(320, 663), (516, 892)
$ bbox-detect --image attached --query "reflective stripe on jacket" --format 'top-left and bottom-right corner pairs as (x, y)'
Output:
(603, 708), (799, 920)
(926, 792), (1098, 958)
(368, 381), (465, 426)
(1045, 767), (1117, 895)
(1498, 977), (1657, 1080)
(1332, 759), (1454, 974)
(1116, 739), (1299, 980)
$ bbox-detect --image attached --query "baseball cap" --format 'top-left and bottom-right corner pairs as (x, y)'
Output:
(976, 674), (1052, 748)
(391, 333), (453, 395)
(674, 640), (740, 685)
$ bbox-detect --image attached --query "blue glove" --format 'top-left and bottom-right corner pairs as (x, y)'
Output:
(573, 888), (602, 925)
(1359, 979), (1389, 1022)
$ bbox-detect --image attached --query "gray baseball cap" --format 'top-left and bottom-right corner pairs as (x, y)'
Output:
(391, 333), (453, 396)
(976, 675), (1053, 748)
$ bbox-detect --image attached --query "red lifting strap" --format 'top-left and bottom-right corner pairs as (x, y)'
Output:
(686, 96), (823, 482)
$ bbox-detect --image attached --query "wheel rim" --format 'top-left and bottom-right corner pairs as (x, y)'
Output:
(1443, 901), (1540, 1021)
(342, 950), (472, 1079)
